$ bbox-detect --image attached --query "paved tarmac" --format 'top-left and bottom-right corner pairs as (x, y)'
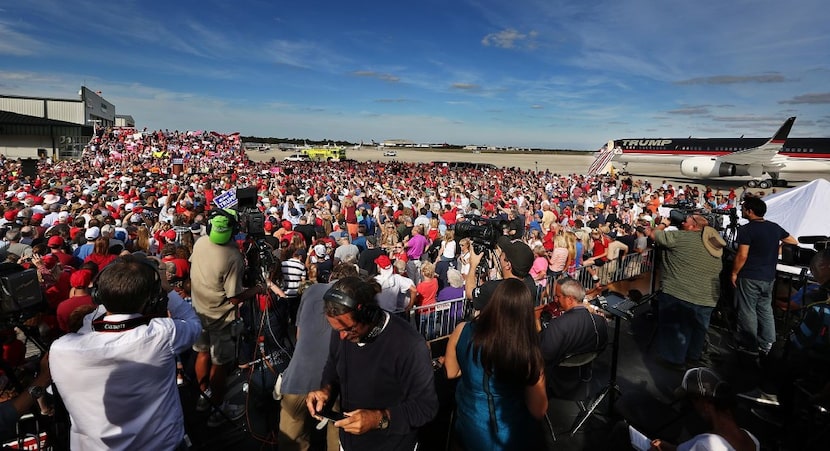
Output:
(248, 147), (830, 193)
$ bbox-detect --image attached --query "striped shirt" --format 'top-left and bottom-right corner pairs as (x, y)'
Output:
(281, 258), (307, 297)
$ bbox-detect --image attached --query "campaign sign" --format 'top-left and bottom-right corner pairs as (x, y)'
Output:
(213, 190), (238, 209)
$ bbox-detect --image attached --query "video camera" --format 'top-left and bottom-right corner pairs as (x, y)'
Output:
(455, 214), (507, 254)
(235, 187), (267, 238)
(235, 187), (276, 274)
(663, 205), (736, 231)
(0, 264), (45, 327)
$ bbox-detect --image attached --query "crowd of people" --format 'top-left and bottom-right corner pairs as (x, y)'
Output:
(0, 126), (824, 450)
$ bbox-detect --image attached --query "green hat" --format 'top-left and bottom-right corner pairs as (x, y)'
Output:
(209, 209), (236, 244)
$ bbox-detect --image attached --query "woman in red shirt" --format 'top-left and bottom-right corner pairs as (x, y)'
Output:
(84, 237), (118, 270)
(416, 262), (439, 339)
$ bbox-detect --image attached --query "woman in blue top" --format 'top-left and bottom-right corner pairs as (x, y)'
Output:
(442, 278), (548, 450)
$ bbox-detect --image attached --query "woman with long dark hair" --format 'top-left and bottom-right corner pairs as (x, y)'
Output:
(442, 278), (547, 449)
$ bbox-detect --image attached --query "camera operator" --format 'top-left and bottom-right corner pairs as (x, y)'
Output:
(49, 254), (201, 450)
(190, 208), (264, 426)
(645, 214), (725, 369)
(731, 196), (798, 356)
(464, 236), (536, 313)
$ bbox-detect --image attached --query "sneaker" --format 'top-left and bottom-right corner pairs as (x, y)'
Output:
(195, 388), (212, 413)
(738, 388), (780, 406)
(207, 403), (246, 427)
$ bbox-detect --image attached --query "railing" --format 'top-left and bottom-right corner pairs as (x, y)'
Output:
(395, 249), (655, 342)
(394, 297), (467, 342)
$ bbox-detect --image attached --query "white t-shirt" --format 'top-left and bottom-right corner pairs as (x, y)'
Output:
(441, 240), (457, 260)
(677, 430), (759, 451)
(375, 270), (415, 312)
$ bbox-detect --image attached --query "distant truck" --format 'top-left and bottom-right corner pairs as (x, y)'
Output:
(302, 146), (346, 161)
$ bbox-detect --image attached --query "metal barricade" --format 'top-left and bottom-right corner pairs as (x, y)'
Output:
(540, 248), (655, 305)
(396, 297), (467, 341)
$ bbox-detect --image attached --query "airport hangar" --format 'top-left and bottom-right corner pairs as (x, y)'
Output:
(0, 86), (133, 161)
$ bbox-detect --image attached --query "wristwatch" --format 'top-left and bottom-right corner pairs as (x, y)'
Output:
(377, 410), (390, 430)
(27, 385), (44, 400)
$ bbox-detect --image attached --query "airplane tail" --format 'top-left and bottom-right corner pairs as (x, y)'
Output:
(720, 117), (795, 165)
(588, 140), (618, 176)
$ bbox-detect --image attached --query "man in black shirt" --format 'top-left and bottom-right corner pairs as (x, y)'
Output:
(307, 277), (438, 451)
(465, 236), (537, 312)
(294, 215), (317, 248)
(357, 236), (385, 277)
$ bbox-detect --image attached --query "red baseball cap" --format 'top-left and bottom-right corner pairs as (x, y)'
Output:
(47, 236), (65, 248)
(374, 254), (392, 269)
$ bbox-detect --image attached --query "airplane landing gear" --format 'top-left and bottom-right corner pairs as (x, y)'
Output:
(747, 178), (787, 189)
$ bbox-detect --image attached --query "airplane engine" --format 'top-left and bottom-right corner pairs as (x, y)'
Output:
(679, 157), (751, 177)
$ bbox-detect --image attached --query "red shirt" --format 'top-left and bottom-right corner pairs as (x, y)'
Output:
(416, 277), (438, 308)
(56, 294), (94, 332)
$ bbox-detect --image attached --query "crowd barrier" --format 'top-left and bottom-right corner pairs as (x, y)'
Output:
(395, 297), (467, 342)
(536, 249), (654, 308)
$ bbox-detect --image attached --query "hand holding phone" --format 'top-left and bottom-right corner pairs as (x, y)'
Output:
(315, 407), (347, 422)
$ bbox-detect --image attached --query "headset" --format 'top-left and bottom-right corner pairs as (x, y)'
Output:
(323, 286), (381, 325)
(90, 255), (167, 317)
(206, 208), (240, 243)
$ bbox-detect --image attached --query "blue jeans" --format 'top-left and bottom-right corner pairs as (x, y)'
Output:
(657, 292), (714, 365)
(735, 277), (776, 352)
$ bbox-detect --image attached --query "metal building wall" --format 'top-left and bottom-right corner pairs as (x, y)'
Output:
(0, 97), (46, 117)
(45, 100), (84, 124)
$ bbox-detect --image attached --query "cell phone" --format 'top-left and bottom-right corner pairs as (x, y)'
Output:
(316, 408), (347, 422)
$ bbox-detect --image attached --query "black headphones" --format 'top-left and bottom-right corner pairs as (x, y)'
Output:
(90, 256), (166, 315)
(323, 286), (381, 325)
(206, 208), (240, 243)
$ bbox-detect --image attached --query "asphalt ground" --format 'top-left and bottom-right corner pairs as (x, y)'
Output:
(247, 146), (830, 194)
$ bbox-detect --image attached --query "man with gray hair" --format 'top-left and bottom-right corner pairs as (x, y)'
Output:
(540, 277), (609, 398)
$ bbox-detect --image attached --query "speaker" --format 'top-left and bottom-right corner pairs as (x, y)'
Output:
(19, 159), (38, 179)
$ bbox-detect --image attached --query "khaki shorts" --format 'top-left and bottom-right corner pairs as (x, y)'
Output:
(192, 325), (236, 366)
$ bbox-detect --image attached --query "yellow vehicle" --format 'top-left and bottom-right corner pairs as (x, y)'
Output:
(302, 146), (347, 161)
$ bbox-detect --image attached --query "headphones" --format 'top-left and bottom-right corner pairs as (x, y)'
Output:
(206, 208), (240, 243)
(323, 286), (381, 326)
(90, 256), (167, 315)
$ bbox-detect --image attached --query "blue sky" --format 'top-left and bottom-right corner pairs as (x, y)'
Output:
(1, 0), (829, 150)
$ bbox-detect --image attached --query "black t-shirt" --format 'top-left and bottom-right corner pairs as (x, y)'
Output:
(540, 306), (609, 397)
(357, 248), (385, 277)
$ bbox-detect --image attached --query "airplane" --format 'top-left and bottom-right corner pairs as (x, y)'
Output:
(588, 117), (830, 188)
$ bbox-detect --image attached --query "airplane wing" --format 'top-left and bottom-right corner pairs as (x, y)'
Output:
(717, 117), (795, 166)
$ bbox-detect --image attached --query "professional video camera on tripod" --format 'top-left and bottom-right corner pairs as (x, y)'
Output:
(0, 262), (67, 448)
(233, 187), (293, 444)
(457, 215), (537, 316)
(455, 214), (508, 275)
